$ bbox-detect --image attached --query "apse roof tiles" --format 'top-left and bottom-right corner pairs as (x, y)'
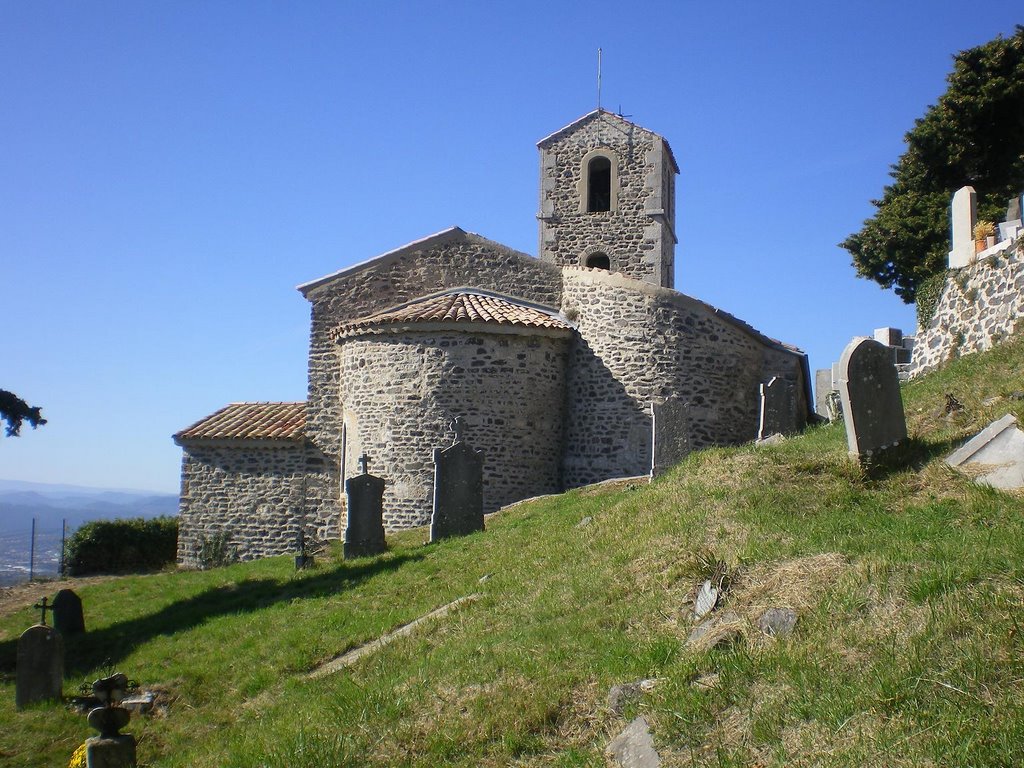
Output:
(332, 289), (572, 340)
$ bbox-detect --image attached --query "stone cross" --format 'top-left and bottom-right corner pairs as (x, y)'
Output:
(358, 452), (371, 474)
(34, 597), (54, 627)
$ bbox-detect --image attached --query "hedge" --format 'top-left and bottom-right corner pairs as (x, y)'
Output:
(65, 516), (178, 576)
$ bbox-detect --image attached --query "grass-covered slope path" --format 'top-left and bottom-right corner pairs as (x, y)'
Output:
(5, 338), (1024, 767)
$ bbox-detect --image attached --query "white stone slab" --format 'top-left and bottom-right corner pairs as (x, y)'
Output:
(998, 220), (1021, 243)
(945, 414), (1024, 489)
(948, 186), (978, 269)
(873, 327), (903, 347)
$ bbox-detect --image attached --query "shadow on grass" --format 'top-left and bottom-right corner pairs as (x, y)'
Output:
(0, 550), (424, 677)
(860, 435), (965, 480)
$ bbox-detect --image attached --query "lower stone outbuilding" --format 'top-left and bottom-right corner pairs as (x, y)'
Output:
(174, 402), (336, 567)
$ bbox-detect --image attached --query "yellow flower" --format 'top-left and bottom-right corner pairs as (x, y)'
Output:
(68, 743), (88, 768)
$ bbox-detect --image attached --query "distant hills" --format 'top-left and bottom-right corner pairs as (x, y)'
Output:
(0, 479), (178, 586)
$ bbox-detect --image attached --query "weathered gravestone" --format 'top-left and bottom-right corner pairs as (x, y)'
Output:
(650, 398), (690, 478)
(53, 588), (85, 636)
(838, 338), (907, 459)
(344, 452), (387, 558)
(814, 369), (833, 420)
(757, 376), (797, 440)
(430, 419), (484, 542)
(15, 597), (63, 709)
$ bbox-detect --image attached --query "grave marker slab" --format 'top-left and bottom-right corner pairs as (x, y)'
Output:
(15, 624), (64, 708)
(53, 589), (85, 636)
(838, 338), (907, 459)
(344, 453), (387, 558)
(650, 399), (691, 478)
(945, 414), (1024, 489)
(814, 369), (833, 419)
(431, 438), (484, 542)
(1008, 193), (1023, 223)
(948, 185), (978, 268)
(757, 376), (797, 440)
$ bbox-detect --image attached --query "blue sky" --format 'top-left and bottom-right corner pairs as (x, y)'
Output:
(2, 2), (1021, 493)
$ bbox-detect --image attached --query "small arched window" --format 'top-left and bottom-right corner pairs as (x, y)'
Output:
(587, 156), (611, 212)
(585, 252), (610, 270)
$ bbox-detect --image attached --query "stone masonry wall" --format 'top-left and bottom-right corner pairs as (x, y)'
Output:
(301, 231), (563, 527)
(538, 112), (676, 287)
(910, 236), (1024, 377)
(560, 268), (807, 486)
(176, 441), (336, 566)
(339, 329), (569, 527)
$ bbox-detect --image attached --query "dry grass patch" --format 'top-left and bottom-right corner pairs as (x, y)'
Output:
(730, 553), (849, 616)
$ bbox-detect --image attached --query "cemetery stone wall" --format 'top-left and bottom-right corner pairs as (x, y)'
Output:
(911, 236), (1024, 377)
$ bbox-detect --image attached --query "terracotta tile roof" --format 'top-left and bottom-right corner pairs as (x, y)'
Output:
(333, 289), (572, 340)
(174, 402), (306, 443)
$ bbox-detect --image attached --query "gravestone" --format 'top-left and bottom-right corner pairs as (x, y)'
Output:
(86, 673), (137, 767)
(837, 338), (907, 459)
(873, 327), (902, 347)
(1008, 193), (1022, 224)
(757, 376), (797, 440)
(650, 398), (690, 477)
(53, 588), (85, 636)
(15, 598), (63, 709)
(948, 185), (978, 268)
(814, 369), (833, 419)
(945, 413), (1024, 489)
(344, 452), (387, 558)
(1000, 195), (1024, 242)
(430, 419), (484, 542)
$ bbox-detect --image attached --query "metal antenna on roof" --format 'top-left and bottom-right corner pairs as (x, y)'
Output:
(597, 48), (602, 111)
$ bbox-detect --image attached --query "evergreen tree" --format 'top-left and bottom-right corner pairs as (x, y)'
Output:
(0, 390), (46, 437)
(842, 26), (1024, 302)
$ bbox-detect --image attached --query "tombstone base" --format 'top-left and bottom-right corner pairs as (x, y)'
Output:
(294, 555), (314, 570)
(86, 735), (136, 768)
(343, 540), (386, 559)
(852, 439), (913, 475)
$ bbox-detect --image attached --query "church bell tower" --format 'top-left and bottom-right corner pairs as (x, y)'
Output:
(536, 109), (678, 288)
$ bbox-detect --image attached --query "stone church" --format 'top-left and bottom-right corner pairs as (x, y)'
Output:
(174, 110), (812, 565)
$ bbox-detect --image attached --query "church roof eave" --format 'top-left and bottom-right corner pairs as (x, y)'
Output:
(296, 228), (546, 300)
(173, 402), (307, 445)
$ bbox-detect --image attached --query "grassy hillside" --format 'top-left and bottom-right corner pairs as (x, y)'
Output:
(4, 339), (1024, 767)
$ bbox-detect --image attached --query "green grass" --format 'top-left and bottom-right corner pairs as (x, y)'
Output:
(5, 338), (1024, 766)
